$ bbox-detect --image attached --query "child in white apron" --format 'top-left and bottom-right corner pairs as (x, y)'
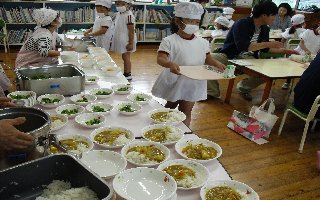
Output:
(295, 26), (320, 56)
(15, 8), (62, 69)
(84, 0), (114, 51)
(151, 2), (225, 126)
(111, 0), (137, 80)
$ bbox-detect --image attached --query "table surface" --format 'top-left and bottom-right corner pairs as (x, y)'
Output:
(232, 58), (306, 78)
(49, 54), (232, 200)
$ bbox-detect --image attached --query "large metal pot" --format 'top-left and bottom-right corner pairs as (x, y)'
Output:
(0, 107), (51, 170)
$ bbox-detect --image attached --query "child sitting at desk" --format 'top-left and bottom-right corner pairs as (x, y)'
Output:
(295, 26), (320, 56)
(211, 16), (230, 39)
(281, 14), (306, 44)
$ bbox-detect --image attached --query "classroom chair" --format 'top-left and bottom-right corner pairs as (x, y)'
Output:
(210, 37), (225, 53)
(286, 39), (301, 50)
(0, 19), (9, 53)
(278, 95), (320, 153)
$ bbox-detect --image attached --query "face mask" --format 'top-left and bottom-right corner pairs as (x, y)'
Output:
(183, 24), (199, 35)
(225, 15), (232, 20)
(97, 13), (105, 18)
(116, 6), (126, 12)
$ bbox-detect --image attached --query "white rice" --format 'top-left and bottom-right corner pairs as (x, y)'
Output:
(165, 112), (185, 123)
(70, 143), (89, 154)
(35, 180), (98, 200)
(113, 134), (131, 146)
(165, 127), (182, 142)
(168, 165), (203, 188)
(126, 151), (159, 164)
(51, 119), (64, 129)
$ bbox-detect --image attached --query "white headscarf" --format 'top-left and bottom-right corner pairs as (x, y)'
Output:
(174, 2), (204, 20)
(214, 16), (230, 28)
(223, 7), (235, 15)
(33, 8), (57, 27)
(95, 0), (112, 8)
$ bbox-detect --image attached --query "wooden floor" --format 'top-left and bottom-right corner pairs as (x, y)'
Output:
(2, 46), (320, 199)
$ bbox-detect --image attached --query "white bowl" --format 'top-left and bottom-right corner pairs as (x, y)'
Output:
(51, 134), (94, 154)
(75, 113), (105, 128)
(101, 66), (121, 76)
(79, 57), (95, 68)
(86, 102), (113, 115)
(37, 94), (65, 108)
(148, 108), (186, 125)
(60, 51), (79, 62)
(112, 84), (133, 95)
(70, 94), (97, 106)
(85, 75), (99, 85)
(95, 56), (113, 64)
(157, 159), (209, 190)
(89, 88), (113, 99)
(50, 113), (68, 131)
(142, 124), (184, 146)
(175, 138), (222, 163)
(8, 91), (37, 107)
(121, 141), (170, 167)
(127, 93), (152, 105)
(200, 180), (260, 200)
(80, 150), (127, 179)
(113, 168), (177, 200)
(116, 102), (141, 116)
(56, 104), (85, 118)
(90, 126), (135, 149)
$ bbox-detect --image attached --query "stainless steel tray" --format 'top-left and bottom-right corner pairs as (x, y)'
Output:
(16, 64), (85, 96)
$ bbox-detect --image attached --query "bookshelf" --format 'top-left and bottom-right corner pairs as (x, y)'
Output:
(0, 1), (223, 46)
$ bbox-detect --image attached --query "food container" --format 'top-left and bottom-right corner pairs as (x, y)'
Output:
(0, 154), (114, 200)
(16, 64), (85, 96)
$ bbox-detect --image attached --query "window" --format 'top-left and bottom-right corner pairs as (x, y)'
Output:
(297, 0), (320, 10)
(272, 0), (297, 8)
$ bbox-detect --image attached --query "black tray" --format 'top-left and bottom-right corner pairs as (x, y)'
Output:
(0, 154), (113, 200)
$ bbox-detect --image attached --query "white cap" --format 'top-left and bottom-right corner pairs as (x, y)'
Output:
(95, 0), (112, 8)
(214, 16), (230, 28)
(32, 8), (57, 27)
(114, 0), (133, 3)
(291, 14), (305, 26)
(174, 2), (204, 20)
(223, 7), (235, 15)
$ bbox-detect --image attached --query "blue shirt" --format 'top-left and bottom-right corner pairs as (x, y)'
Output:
(220, 17), (270, 59)
(294, 53), (320, 116)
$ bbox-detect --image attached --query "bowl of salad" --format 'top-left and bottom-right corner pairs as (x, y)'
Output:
(112, 84), (133, 95)
(70, 94), (97, 106)
(56, 104), (85, 118)
(85, 75), (99, 85)
(8, 91), (37, 107)
(86, 102), (113, 115)
(127, 93), (152, 105)
(75, 113), (105, 128)
(89, 88), (113, 99)
(116, 102), (141, 116)
(37, 94), (65, 108)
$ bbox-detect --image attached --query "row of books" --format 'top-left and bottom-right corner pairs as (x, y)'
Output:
(135, 27), (144, 41)
(145, 28), (171, 41)
(57, 7), (95, 23)
(6, 29), (33, 44)
(0, 7), (35, 23)
(146, 9), (171, 24)
(131, 8), (144, 23)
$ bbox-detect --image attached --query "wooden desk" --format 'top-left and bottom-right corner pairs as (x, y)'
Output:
(225, 59), (305, 104)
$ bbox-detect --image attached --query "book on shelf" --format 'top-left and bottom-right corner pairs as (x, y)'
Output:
(0, 6), (35, 23)
(132, 7), (144, 23)
(146, 8), (171, 23)
(145, 27), (171, 41)
(6, 28), (33, 44)
(135, 27), (144, 41)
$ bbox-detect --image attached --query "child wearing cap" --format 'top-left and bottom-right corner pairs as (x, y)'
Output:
(281, 14), (306, 44)
(294, 26), (320, 56)
(223, 7), (235, 28)
(111, 0), (137, 80)
(211, 16), (230, 39)
(151, 2), (225, 127)
(84, 0), (114, 51)
(15, 8), (62, 68)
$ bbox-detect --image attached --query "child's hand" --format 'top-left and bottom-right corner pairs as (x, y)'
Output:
(168, 63), (181, 75)
(84, 33), (90, 37)
(305, 50), (311, 55)
(126, 43), (134, 51)
(215, 63), (226, 71)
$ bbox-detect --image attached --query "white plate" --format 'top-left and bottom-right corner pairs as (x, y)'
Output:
(86, 102), (113, 115)
(127, 93), (152, 105)
(85, 75), (99, 85)
(50, 114), (68, 131)
(116, 102), (141, 116)
(90, 126), (135, 149)
(56, 104), (85, 118)
(8, 91), (37, 107)
(53, 134), (94, 154)
(200, 180), (260, 200)
(80, 150), (127, 179)
(157, 159), (209, 190)
(89, 88), (113, 99)
(70, 94), (97, 105)
(112, 84), (133, 95)
(75, 113), (105, 128)
(141, 124), (184, 145)
(37, 94), (65, 108)
(113, 168), (177, 200)
(148, 108), (186, 125)
(175, 138), (222, 163)
(101, 66), (120, 76)
(121, 141), (170, 167)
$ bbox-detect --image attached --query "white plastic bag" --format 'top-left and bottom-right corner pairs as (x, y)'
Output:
(249, 98), (279, 138)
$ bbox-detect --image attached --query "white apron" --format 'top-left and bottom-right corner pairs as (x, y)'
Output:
(93, 16), (114, 51)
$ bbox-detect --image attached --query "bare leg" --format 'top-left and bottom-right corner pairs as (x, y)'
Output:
(122, 52), (131, 73)
(178, 100), (195, 127)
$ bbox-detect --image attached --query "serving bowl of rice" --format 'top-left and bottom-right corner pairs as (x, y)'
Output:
(200, 180), (260, 200)
(50, 113), (68, 131)
(90, 126), (134, 149)
(142, 124), (184, 145)
(113, 168), (177, 200)
(148, 108), (186, 125)
(49, 134), (94, 155)
(121, 141), (170, 167)
(175, 138), (222, 163)
(157, 159), (209, 190)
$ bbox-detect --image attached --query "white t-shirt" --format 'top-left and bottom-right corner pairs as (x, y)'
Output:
(295, 29), (320, 56)
(151, 34), (210, 102)
(281, 27), (306, 40)
(93, 15), (114, 51)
